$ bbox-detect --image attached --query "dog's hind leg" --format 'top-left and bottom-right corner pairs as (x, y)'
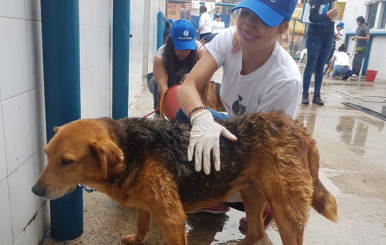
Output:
(121, 208), (151, 244)
(238, 184), (267, 245)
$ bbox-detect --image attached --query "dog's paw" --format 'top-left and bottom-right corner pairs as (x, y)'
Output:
(121, 234), (143, 245)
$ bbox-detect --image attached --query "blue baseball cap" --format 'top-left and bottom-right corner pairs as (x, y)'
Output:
(232, 0), (298, 27)
(167, 18), (174, 24)
(337, 22), (344, 29)
(171, 19), (196, 50)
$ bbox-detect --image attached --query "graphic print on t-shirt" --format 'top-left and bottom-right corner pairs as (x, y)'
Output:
(231, 95), (246, 116)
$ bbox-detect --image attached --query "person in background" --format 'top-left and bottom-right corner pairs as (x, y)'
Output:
(163, 19), (174, 42)
(326, 43), (350, 78)
(176, 0), (301, 232)
(147, 19), (205, 115)
(211, 13), (225, 34)
(198, 5), (212, 39)
(351, 16), (370, 77)
(325, 21), (345, 69)
(302, 0), (339, 106)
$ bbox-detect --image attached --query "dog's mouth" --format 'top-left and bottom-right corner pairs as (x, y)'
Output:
(31, 185), (76, 200)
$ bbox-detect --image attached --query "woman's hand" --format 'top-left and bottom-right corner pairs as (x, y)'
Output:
(352, 35), (358, 41)
(326, 9), (339, 18)
(188, 110), (237, 175)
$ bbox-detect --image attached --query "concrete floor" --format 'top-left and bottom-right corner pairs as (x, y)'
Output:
(42, 70), (386, 245)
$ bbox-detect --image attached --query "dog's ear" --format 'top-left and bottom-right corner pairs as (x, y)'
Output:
(89, 139), (124, 178)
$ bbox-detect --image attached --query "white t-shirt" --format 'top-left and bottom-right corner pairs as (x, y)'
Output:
(211, 21), (225, 34)
(206, 28), (302, 119)
(199, 13), (212, 34)
(333, 52), (350, 67)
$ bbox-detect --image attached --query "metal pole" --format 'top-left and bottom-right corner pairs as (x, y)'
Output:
(290, 19), (296, 53)
(40, 0), (83, 240)
(112, 0), (130, 119)
(157, 11), (165, 49)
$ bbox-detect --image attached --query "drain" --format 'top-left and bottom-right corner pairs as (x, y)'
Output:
(342, 103), (386, 121)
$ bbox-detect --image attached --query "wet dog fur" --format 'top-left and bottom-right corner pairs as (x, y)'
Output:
(32, 112), (338, 245)
(180, 74), (225, 112)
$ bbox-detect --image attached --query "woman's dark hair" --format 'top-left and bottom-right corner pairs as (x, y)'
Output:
(165, 21), (170, 29)
(356, 16), (367, 26)
(200, 5), (207, 13)
(162, 35), (199, 75)
(338, 43), (346, 52)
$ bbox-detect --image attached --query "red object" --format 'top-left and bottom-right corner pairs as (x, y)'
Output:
(366, 70), (378, 82)
(159, 84), (182, 120)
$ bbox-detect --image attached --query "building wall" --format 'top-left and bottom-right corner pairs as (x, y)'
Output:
(343, 0), (386, 80)
(0, 0), (163, 244)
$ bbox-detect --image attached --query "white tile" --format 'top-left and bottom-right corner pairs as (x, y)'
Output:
(8, 157), (37, 241)
(13, 212), (39, 245)
(101, 61), (110, 95)
(37, 201), (50, 243)
(24, 0), (41, 21)
(100, 28), (110, 62)
(0, 104), (7, 182)
(0, 179), (13, 245)
(33, 148), (46, 210)
(94, 27), (101, 64)
(0, 18), (30, 100)
(80, 69), (88, 112)
(80, 26), (87, 70)
(2, 93), (33, 174)
(94, 0), (102, 27)
(30, 87), (46, 153)
(86, 27), (95, 67)
(79, 0), (87, 26)
(86, 0), (95, 26)
(0, 0), (25, 18)
(26, 21), (44, 90)
(87, 66), (98, 107)
(100, 0), (111, 27)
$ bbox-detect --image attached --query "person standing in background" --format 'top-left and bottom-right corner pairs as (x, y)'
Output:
(351, 16), (370, 77)
(211, 13), (225, 34)
(198, 5), (212, 39)
(302, 0), (339, 106)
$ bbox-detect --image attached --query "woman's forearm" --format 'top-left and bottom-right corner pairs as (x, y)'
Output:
(177, 82), (204, 116)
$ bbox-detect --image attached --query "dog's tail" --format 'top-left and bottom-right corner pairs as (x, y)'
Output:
(309, 144), (338, 222)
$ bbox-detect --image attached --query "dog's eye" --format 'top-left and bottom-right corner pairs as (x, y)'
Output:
(61, 159), (74, 166)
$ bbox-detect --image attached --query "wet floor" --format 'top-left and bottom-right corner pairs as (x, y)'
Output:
(42, 73), (386, 245)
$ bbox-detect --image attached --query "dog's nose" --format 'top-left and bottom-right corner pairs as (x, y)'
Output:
(31, 185), (46, 197)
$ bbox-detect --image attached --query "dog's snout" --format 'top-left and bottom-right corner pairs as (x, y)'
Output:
(31, 185), (46, 197)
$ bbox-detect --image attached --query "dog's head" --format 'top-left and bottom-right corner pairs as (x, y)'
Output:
(31, 119), (125, 200)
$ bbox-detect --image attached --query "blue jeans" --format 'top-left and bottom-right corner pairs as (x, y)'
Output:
(174, 108), (229, 124)
(332, 64), (349, 77)
(303, 34), (334, 94)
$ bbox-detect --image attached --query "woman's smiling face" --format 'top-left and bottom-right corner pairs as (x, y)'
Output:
(236, 8), (284, 52)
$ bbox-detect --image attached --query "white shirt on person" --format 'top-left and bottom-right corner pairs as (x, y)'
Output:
(211, 20), (225, 34)
(199, 13), (212, 34)
(333, 52), (350, 67)
(205, 28), (302, 119)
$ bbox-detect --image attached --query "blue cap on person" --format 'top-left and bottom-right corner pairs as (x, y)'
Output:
(232, 0), (298, 27)
(337, 22), (344, 29)
(167, 18), (174, 24)
(171, 19), (196, 50)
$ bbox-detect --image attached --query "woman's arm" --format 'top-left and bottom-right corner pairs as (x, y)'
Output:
(309, 0), (338, 23)
(177, 50), (218, 116)
(153, 57), (169, 96)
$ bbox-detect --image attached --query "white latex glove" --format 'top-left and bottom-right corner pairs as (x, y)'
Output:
(188, 110), (237, 175)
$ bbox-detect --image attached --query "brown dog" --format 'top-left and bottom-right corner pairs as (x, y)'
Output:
(32, 112), (338, 245)
(180, 74), (226, 112)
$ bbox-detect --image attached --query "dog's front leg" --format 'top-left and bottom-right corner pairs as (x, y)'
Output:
(153, 206), (187, 245)
(121, 208), (151, 245)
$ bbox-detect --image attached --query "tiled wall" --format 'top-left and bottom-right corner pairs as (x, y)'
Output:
(0, 0), (50, 244)
(142, 0), (166, 77)
(367, 36), (386, 80)
(1, 0), (163, 244)
(79, 0), (113, 119)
